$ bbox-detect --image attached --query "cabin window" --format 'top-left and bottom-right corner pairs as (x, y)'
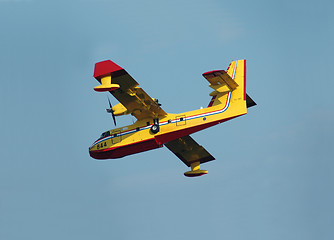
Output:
(180, 117), (184, 121)
(113, 134), (118, 137)
(146, 121), (150, 126)
(136, 127), (140, 131)
(168, 120), (172, 123)
(100, 131), (110, 139)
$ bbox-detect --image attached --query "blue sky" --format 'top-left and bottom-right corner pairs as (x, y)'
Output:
(1, 0), (333, 239)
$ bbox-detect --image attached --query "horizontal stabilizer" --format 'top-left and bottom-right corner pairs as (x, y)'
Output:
(203, 70), (239, 94)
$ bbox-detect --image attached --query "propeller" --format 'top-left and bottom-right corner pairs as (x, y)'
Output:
(155, 98), (161, 106)
(106, 97), (117, 126)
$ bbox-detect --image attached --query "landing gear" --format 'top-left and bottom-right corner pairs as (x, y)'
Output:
(150, 124), (160, 134)
(150, 118), (160, 134)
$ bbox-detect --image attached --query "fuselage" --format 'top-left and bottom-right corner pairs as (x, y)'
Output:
(89, 91), (246, 160)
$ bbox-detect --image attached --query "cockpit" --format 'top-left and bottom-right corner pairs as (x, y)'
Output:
(98, 131), (110, 140)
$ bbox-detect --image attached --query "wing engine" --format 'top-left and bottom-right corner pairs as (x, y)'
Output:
(112, 102), (130, 116)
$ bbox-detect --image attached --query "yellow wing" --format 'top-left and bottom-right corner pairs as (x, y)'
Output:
(93, 60), (167, 120)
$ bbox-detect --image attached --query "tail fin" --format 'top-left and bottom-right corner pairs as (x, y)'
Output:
(203, 60), (247, 107)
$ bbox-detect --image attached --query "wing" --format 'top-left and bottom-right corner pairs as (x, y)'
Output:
(164, 135), (215, 167)
(94, 60), (167, 120)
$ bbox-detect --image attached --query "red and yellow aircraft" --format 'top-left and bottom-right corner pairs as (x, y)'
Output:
(89, 59), (256, 177)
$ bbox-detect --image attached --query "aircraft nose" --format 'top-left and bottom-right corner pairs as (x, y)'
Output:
(88, 143), (97, 157)
(89, 146), (99, 159)
(89, 144), (108, 160)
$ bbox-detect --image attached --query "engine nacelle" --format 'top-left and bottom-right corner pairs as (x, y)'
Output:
(112, 103), (129, 116)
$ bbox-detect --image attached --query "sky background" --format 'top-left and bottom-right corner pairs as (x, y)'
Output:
(1, 0), (333, 239)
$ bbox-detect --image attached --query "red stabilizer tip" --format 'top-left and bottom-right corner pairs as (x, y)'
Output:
(202, 70), (223, 77)
(94, 60), (123, 79)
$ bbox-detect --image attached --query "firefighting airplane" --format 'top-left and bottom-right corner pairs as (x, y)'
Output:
(89, 59), (256, 177)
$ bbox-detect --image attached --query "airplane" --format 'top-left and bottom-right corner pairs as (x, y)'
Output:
(89, 59), (256, 177)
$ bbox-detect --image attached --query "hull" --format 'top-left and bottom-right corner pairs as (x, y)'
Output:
(89, 115), (242, 160)
(90, 138), (161, 159)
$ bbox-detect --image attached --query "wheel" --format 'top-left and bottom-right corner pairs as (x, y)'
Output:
(150, 124), (159, 134)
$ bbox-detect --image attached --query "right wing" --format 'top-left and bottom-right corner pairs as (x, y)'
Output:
(164, 135), (215, 167)
(94, 60), (167, 120)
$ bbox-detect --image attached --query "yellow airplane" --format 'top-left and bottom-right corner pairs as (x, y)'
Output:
(89, 59), (256, 177)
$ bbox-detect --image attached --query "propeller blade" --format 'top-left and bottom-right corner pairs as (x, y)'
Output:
(155, 98), (161, 106)
(108, 97), (112, 108)
(111, 110), (117, 126)
(107, 96), (117, 126)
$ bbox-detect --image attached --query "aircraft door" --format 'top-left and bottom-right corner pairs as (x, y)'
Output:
(176, 115), (186, 126)
(111, 130), (121, 144)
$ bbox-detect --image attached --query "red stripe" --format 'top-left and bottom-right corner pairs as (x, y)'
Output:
(226, 62), (232, 72)
(202, 70), (223, 76)
(244, 60), (247, 100)
(207, 95), (216, 107)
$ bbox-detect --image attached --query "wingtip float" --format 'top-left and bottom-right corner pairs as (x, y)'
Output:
(89, 59), (256, 177)
(93, 60), (122, 92)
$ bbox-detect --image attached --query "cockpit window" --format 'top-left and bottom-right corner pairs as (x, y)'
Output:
(99, 131), (110, 139)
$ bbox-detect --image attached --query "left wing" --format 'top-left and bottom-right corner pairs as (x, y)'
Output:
(165, 135), (215, 166)
(165, 135), (215, 177)
(93, 60), (167, 120)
